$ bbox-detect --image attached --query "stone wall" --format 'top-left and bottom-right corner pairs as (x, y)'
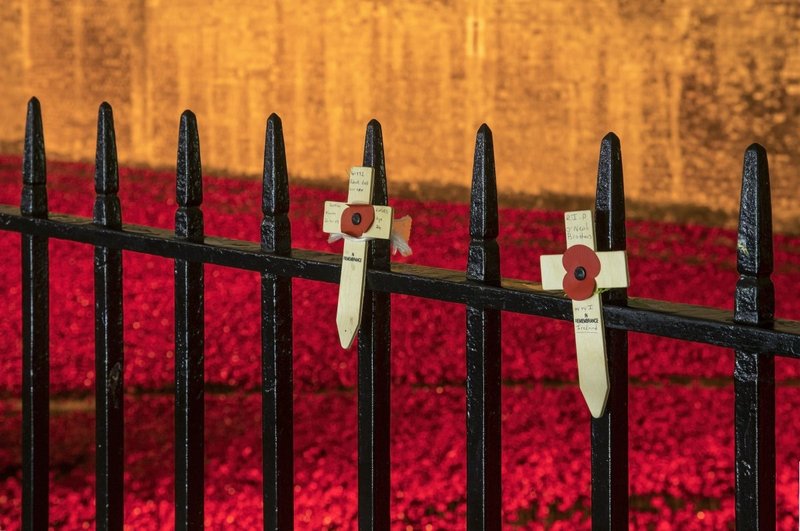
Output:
(1, 0), (799, 227)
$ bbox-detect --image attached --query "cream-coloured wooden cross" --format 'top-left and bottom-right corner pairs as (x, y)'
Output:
(539, 210), (629, 418)
(323, 167), (394, 349)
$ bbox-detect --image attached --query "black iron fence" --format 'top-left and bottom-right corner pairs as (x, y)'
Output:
(0, 97), (792, 530)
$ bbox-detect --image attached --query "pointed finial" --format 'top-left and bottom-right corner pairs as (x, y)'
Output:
(737, 144), (773, 278)
(735, 143), (774, 326)
(467, 124), (500, 284)
(261, 113), (291, 254)
(362, 119), (387, 206)
(94, 102), (121, 229)
(361, 119), (390, 268)
(594, 133), (626, 304)
(594, 132), (625, 252)
(22, 97), (47, 217)
(469, 124), (498, 241)
(176, 110), (203, 241)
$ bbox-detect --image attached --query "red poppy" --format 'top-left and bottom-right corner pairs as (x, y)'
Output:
(561, 244), (601, 300)
(340, 205), (375, 237)
(6, 156), (800, 527)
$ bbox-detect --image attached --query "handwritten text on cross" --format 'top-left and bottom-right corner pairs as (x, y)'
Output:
(539, 210), (629, 418)
(322, 167), (395, 349)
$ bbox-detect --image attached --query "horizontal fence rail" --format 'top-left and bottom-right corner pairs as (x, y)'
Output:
(4, 206), (800, 355)
(0, 97), (789, 529)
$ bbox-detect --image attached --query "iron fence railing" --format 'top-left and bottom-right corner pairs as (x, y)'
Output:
(0, 97), (790, 529)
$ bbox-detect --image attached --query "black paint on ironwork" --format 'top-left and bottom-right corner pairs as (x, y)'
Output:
(20, 96), (49, 531)
(174, 110), (205, 531)
(465, 124), (501, 531)
(7, 206), (800, 354)
(734, 143), (775, 530)
(8, 207), (800, 353)
(260, 113), (294, 530)
(93, 102), (124, 531)
(591, 132), (629, 530)
(22, 99), (47, 218)
(358, 118), (391, 531)
(261, 114), (291, 256)
(2, 102), (794, 529)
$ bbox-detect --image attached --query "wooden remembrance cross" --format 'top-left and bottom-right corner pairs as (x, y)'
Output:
(323, 166), (395, 349)
(540, 210), (629, 418)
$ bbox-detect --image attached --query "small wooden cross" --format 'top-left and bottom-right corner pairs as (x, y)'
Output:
(539, 210), (629, 418)
(323, 166), (394, 349)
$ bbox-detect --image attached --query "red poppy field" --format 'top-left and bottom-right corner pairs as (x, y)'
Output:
(0, 154), (799, 529)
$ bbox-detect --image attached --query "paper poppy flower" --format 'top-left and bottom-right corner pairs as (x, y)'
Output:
(561, 244), (601, 300)
(340, 204), (375, 237)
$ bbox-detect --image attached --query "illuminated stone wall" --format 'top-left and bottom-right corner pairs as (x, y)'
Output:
(1, 0), (799, 227)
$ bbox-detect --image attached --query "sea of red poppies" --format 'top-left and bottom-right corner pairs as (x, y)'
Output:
(0, 154), (799, 529)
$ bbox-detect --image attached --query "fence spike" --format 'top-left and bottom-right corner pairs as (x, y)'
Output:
(261, 113), (291, 255)
(361, 118), (390, 270)
(20, 96), (50, 531)
(22, 97), (47, 218)
(94, 102), (121, 229)
(734, 143), (775, 529)
(467, 123), (500, 283)
(260, 112), (294, 529)
(594, 132), (625, 255)
(93, 101), (125, 529)
(176, 110), (203, 242)
(465, 123), (502, 530)
(174, 110), (205, 530)
(591, 131), (629, 529)
(362, 119), (388, 208)
(357, 118), (391, 530)
(736, 144), (774, 306)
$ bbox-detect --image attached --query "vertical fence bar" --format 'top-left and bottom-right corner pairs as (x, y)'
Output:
(94, 102), (124, 531)
(21, 96), (49, 531)
(734, 144), (775, 529)
(591, 133), (628, 529)
(358, 119), (391, 530)
(174, 110), (205, 531)
(261, 114), (294, 530)
(465, 124), (502, 531)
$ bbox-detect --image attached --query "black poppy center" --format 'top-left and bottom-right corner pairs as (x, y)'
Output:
(574, 266), (587, 281)
(351, 213), (362, 225)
